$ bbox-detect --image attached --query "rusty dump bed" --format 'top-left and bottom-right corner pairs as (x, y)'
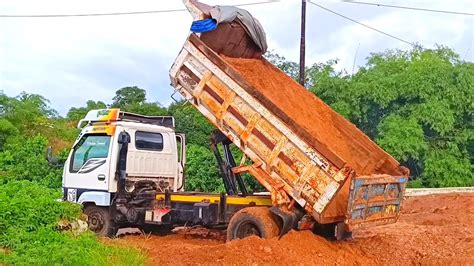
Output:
(170, 30), (408, 228)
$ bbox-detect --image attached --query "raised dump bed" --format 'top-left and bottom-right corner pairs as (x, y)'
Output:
(170, 28), (408, 229)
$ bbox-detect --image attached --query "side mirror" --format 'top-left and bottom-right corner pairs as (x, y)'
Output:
(47, 146), (60, 167)
(118, 131), (131, 144)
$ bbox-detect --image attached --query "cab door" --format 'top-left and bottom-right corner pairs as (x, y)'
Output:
(126, 130), (180, 191)
(64, 134), (112, 191)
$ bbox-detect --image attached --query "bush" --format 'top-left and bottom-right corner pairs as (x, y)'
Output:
(0, 180), (80, 236)
(0, 135), (62, 188)
(0, 181), (145, 265)
(185, 144), (224, 192)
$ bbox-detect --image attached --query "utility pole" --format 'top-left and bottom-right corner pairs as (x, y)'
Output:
(299, 0), (307, 87)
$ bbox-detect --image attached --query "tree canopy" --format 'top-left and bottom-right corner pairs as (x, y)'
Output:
(306, 46), (473, 187)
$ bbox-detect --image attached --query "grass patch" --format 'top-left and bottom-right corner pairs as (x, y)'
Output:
(0, 181), (145, 265)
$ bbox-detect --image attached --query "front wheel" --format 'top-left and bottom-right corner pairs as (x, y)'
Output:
(84, 206), (117, 237)
(227, 207), (280, 241)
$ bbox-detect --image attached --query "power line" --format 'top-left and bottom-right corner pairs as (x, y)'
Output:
(0, 9), (186, 18)
(308, 1), (417, 47)
(342, 1), (474, 16)
(0, 1), (279, 18)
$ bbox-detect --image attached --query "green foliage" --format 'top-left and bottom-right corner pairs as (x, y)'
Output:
(0, 181), (81, 236)
(406, 179), (424, 188)
(377, 115), (427, 161)
(0, 92), (77, 151)
(0, 118), (18, 149)
(421, 147), (473, 187)
(265, 51), (300, 81)
(112, 86), (147, 108)
(1, 229), (145, 266)
(0, 92), (57, 137)
(0, 181), (145, 266)
(168, 102), (215, 147)
(0, 135), (62, 188)
(0, 91), (144, 265)
(184, 144), (224, 193)
(307, 46), (473, 187)
(67, 100), (107, 122)
(109, 86), (167, 116)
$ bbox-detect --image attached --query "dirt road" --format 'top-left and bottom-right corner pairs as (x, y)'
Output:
(112, 193), (474, 265)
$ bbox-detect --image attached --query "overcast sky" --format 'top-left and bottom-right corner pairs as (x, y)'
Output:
(0, 0), (472, 115)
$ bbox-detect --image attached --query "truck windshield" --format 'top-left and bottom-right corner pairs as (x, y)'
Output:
(71, 135), (111, 173)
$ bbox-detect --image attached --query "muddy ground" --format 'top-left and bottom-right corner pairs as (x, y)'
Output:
(111, 194), (474, 265)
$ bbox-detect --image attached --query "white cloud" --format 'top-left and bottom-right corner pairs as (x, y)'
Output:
(0, 0), (472, 114)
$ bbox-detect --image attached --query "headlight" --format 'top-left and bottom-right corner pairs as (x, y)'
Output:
(67, 189), (77, 202)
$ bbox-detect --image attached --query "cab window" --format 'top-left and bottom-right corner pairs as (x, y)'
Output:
(135, 131), (163, 151)
(70, 135), (111, 173)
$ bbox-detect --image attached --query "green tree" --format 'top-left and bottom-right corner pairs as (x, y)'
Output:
(0, 119), (18, 149)
(112, 86), (146, 108)
(0, 92), (57, 137)
(108, 86), (167, 116)
(265, 51), (300, 80)
(122, 102), (167, 116)
(184, 144), (223, 192)
(168, 101), (215, 147)
(67, 100), (107, 122)
(307, 46), (473, 187)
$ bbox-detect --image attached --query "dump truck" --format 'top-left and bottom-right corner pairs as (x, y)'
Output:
(169, 1), (409, 237)
(61, 1), (408, 240)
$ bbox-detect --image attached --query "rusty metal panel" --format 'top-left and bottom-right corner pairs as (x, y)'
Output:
(346, 175), (408, 230)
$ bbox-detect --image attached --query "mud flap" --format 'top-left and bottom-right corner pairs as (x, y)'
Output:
(269, 206), (297, 238)
(345, 175), (408, 230)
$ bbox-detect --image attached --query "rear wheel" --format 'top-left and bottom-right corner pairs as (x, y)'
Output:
(84, 206), (117, 237)
(227, 207), (280, 241)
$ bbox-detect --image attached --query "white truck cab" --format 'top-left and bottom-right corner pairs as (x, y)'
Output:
(62, 109), (186, 235)
(63, 109), (185, 206)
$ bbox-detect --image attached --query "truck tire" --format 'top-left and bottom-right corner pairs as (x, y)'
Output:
(227, 207), (280, 241)
(84, 206), (117, 237)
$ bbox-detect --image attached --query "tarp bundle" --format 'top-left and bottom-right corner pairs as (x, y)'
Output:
(209, 6), (267, 53)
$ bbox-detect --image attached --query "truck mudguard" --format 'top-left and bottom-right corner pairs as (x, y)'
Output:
(78, 191), (111, 206)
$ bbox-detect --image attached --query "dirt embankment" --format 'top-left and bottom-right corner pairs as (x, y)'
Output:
(112, 194), (474, 265)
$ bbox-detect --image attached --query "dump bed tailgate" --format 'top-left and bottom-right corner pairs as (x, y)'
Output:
(346, 175), (408, 229)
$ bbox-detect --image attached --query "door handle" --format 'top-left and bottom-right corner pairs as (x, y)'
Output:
(97, 174), (106, 181)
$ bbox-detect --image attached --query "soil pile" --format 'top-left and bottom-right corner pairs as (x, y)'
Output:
(114, 193), (474, 265)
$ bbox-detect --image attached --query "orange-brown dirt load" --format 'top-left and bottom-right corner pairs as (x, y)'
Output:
(223, 57), (400, 177)
(223, 57), (403, 217)
(111, 194), (473, 265)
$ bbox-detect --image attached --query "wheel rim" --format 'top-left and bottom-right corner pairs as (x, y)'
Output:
(236, 221), (261, 239)
(88, 211), (105, 232)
